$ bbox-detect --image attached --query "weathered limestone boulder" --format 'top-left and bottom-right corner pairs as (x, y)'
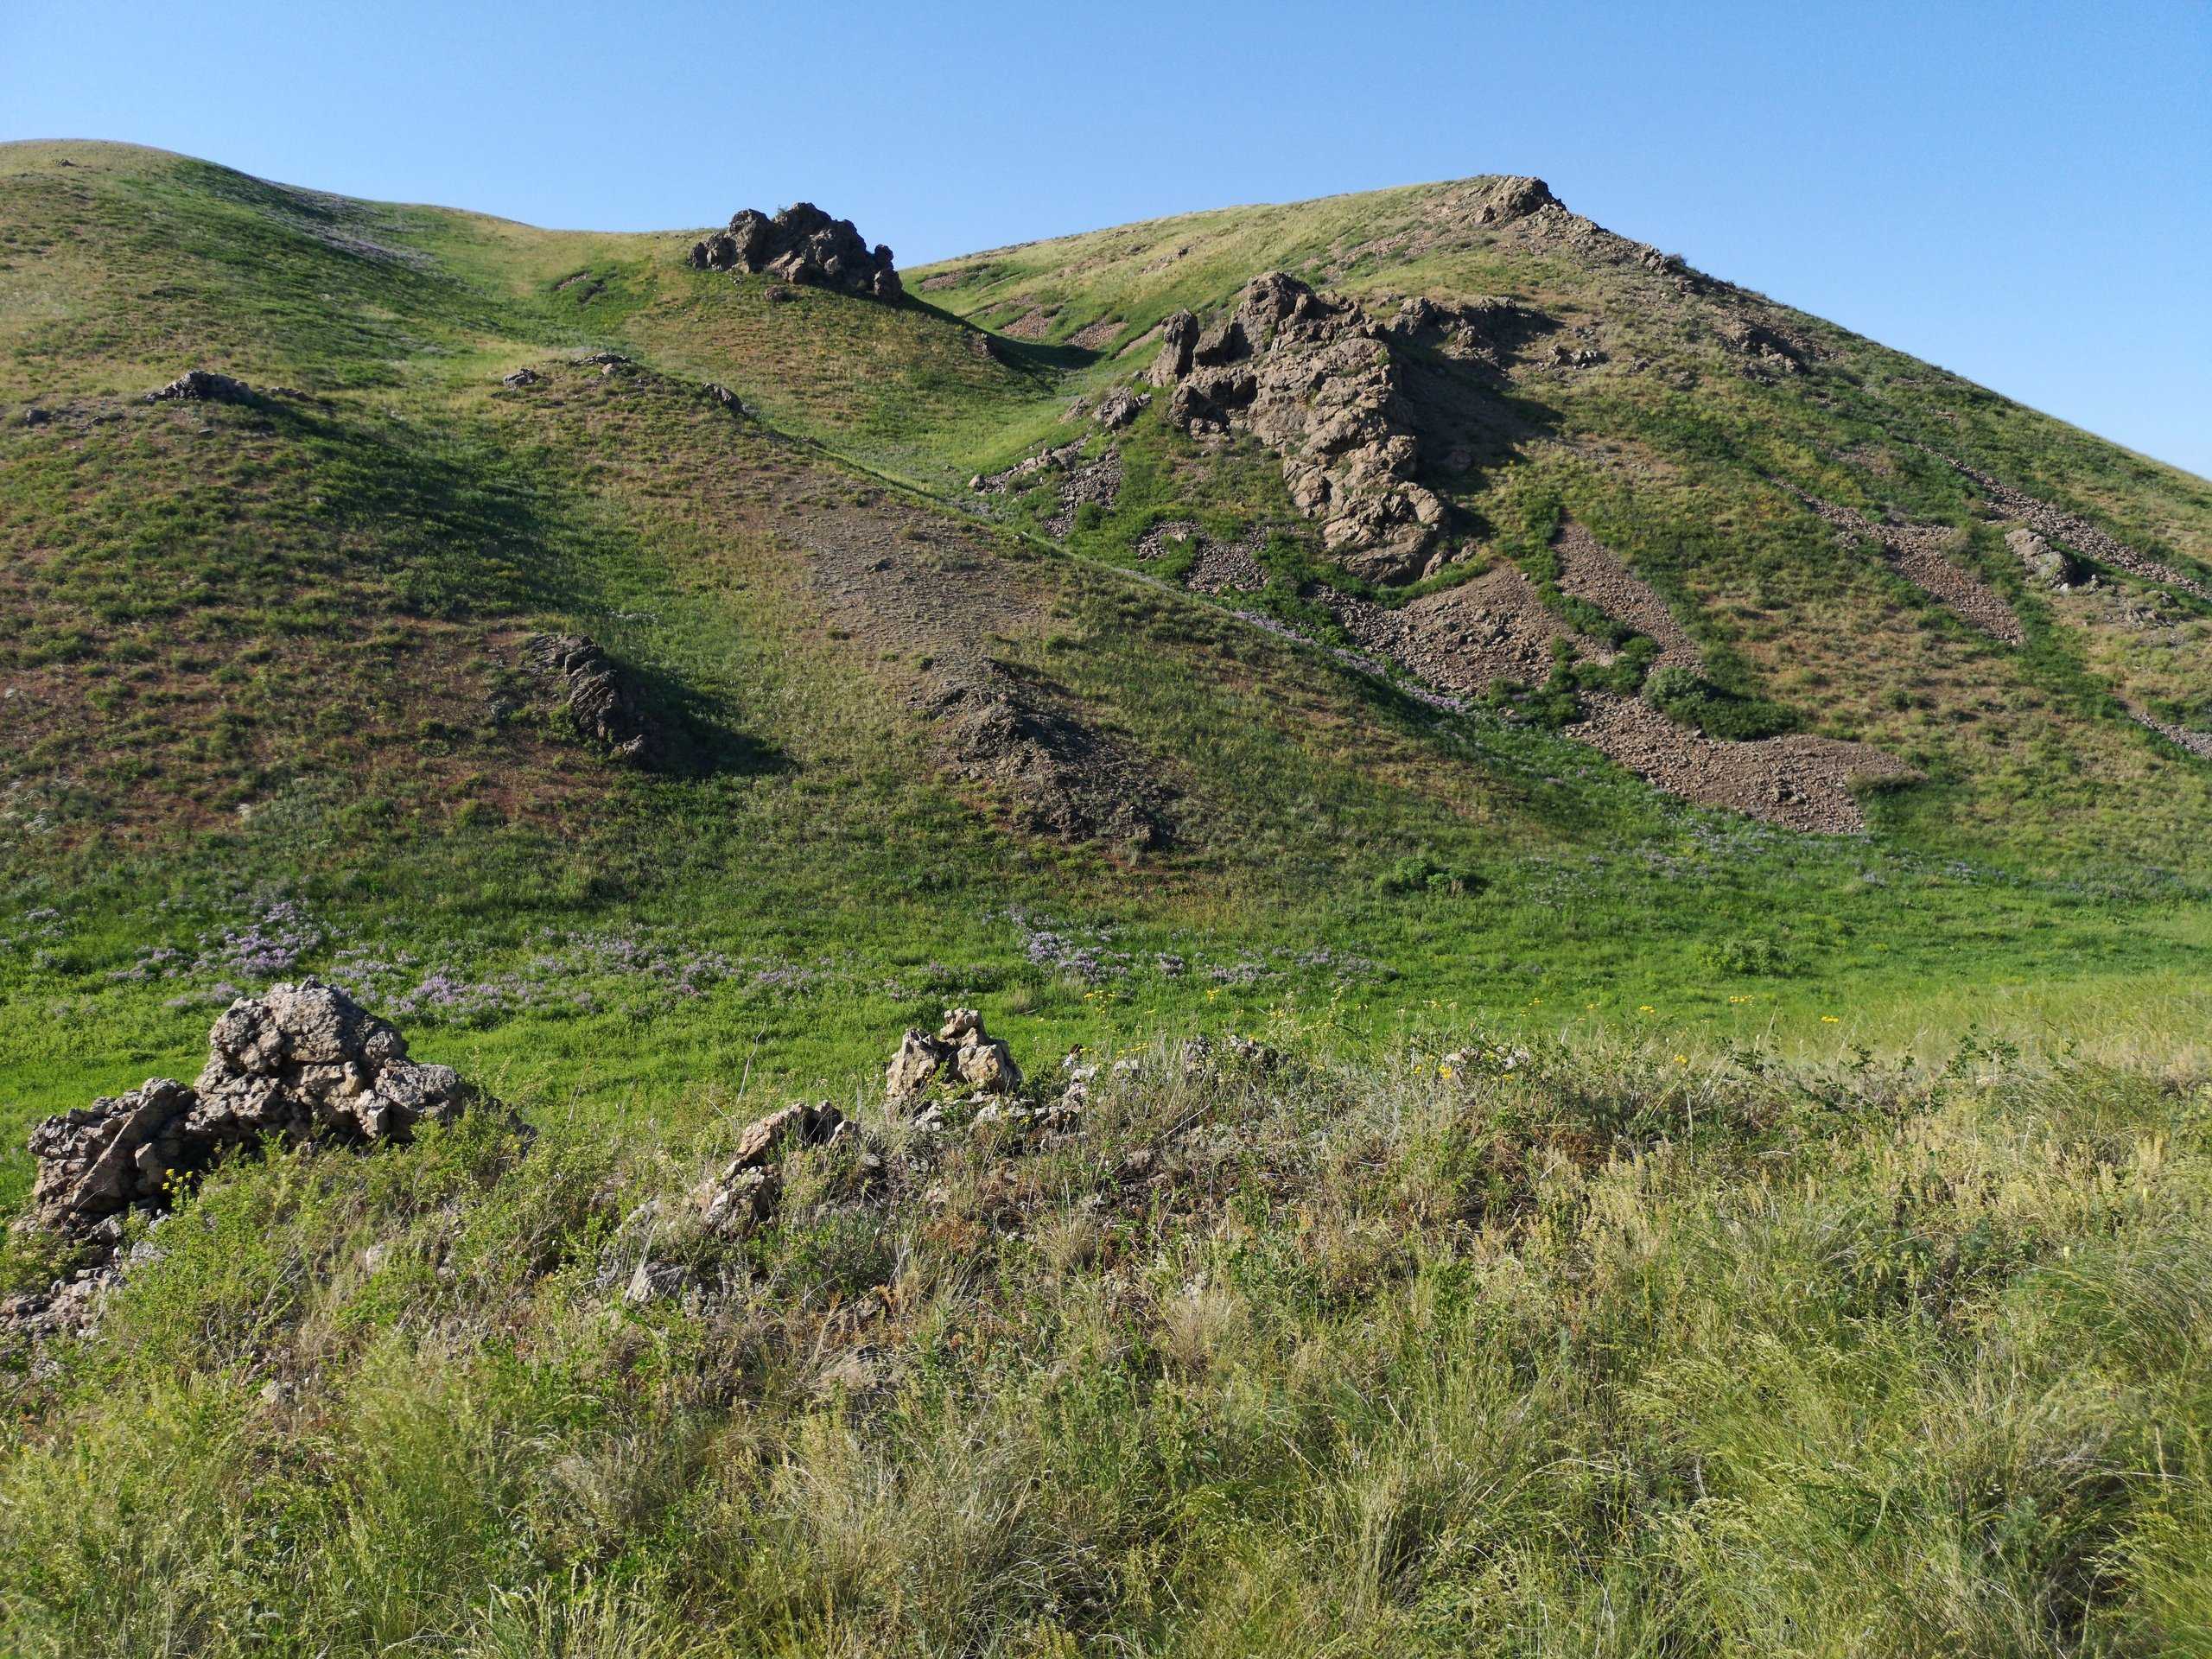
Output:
(24, 1077), (199, 1241)
(886, 1008), (1024, 1112)
(688, 203), (902, 302)
(2006, 525), (2084, 590)
(521, 632), (657, 762)
(24, 981), (470, 1250)
(1092, 387), (1149, 430)
(10, 982), (477, 1336)
(1147, 272), (1446, 582)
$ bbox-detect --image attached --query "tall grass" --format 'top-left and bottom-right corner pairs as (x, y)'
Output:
(4, 1031), (2209, 1654)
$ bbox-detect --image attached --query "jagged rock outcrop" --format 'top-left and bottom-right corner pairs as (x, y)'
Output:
(1718, 316), (1815, 375)
(8, 982), (476, 1337)
(23, 981), (470, 1245)
(1091, 387), (1148, 430)
(887, 1008), (1024, 1114)
(147, 369), (255, 404)
(522, 632), (657, 762)
(688, 203), (902, 302)
(686, 1102), (849, 1242)
(1147, 272), (1446, 582)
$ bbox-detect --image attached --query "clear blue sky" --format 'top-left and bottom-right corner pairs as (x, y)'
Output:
(7, 1), (2207, 475)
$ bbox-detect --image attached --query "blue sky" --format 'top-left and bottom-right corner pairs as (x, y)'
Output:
(6, 1), (2207, 475)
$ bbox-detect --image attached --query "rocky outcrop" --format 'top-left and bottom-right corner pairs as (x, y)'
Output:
(147, 369), (255, 404)
(8, 982), (476, 1337)
(522, 632), (657, 762)
(24, 981), (471, 1245)
(925, 664), (1172, 849)
(688, 203), (902, 302)
(887, 1008), (1024, 1115)
(1718, 317), (1814, 376)
(1933, 451), (2210, 601)
(1091, 387), (1148, 430)
(1147, 272), (1447, 582)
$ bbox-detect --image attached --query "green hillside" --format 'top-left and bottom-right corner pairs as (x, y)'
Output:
(3, 141), (2211, 1656)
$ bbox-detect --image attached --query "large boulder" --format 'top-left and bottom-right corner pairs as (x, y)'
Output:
(10, 982), (478, 1337)
(687, 203), (902, 302)
(22, 982), (472, 1252)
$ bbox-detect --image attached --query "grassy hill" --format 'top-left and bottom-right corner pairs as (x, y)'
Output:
(3, 141), (2211, 1655)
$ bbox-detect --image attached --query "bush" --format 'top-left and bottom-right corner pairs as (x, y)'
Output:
(1643, 664), (1801, 741)
(1375, 855), (1484, 897)
(1698, 936), (1802, 976)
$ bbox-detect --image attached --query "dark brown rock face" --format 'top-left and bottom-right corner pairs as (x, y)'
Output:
(147, 369), (255, 404)
(1148, 272), (1446, 582)
(523, 632), (657, 762)
(687, 203), (902, 302)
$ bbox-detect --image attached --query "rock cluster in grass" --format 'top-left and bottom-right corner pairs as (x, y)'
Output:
(6, 981), (475, 1338)
(1147, 271), (1446, 582)
(887, 1007), (1024, 1115)
(146, 369), (256, 404)
(687, 203), (902, 302)
(1090, 387), (1148, 430)
(522, 632), (657, 763)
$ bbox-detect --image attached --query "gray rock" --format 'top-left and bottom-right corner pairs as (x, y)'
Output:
(1150, 272), (1446, 581)
(1092, 388), (1149, 430)
(1148, 311), (1200, 386)
(886, 1007), (1024, 1111)
(2006, 525), (2084, 590)
(12, 982), (480, 1338)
